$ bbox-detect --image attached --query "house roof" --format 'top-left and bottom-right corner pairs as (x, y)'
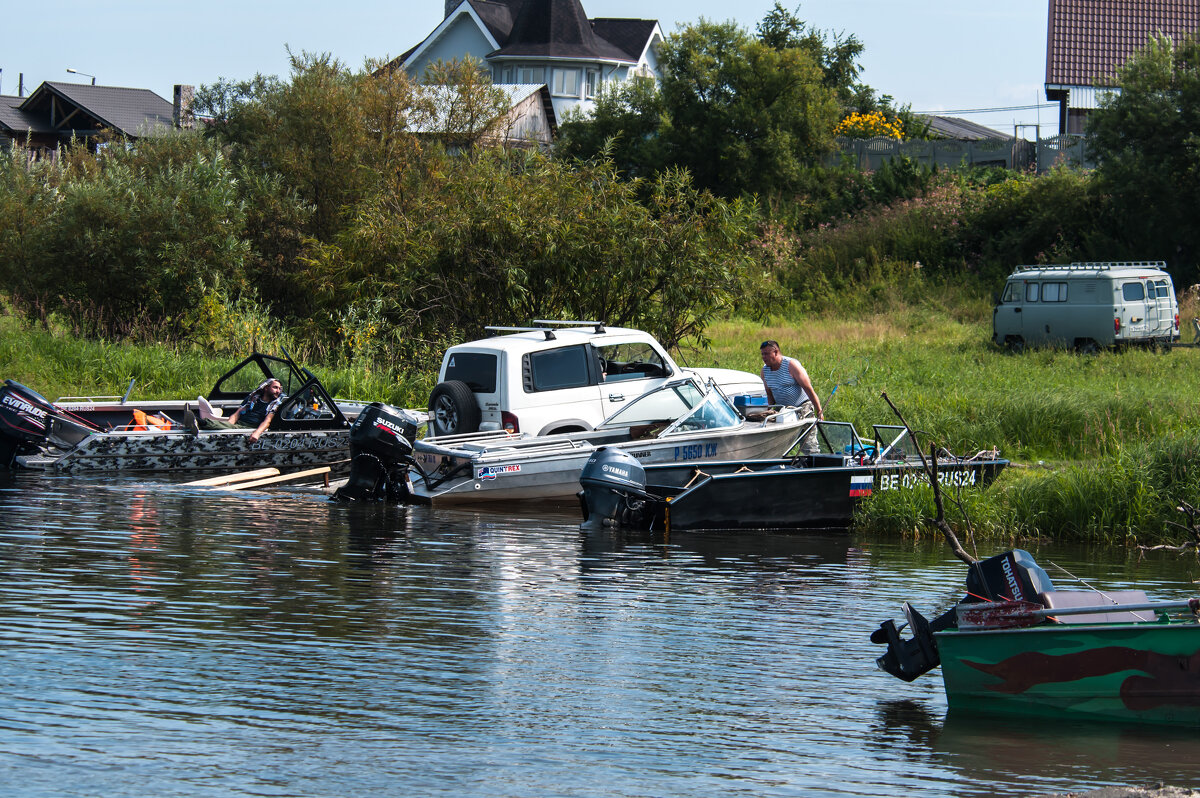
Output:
(491, 0), (632, 60)
(0, 95), (52, 134)
(1046, 0), (1200, 87)
(922, 115), (1013, 141)
(589, 18), (659, 60)
(16, 82), (175, 137)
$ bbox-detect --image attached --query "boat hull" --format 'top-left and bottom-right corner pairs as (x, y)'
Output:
(936, 623), (1200, 726)
(412, 419), (805, 505)
(639, 457), (1007, 532)
(25, 429), (349, 473)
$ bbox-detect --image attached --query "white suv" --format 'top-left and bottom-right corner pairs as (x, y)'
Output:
(427, 321), (765, 437)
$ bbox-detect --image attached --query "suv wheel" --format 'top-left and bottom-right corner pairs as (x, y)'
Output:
(428, 381), (481, 437)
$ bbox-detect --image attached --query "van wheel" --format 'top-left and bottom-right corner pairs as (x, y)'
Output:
(1004, 336), (1025, 353)
(1075, 338), (1099, 354)
(428, 380), (481, 437)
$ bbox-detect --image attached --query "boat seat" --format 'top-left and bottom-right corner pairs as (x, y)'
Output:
(1040, 590), (1154, 624)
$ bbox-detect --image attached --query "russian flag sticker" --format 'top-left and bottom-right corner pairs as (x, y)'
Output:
(849, 474), (873, 497)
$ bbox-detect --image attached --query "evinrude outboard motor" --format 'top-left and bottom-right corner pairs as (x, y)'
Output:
(0, 380), (56, 468)
(332, 403), (420, 502)
(578, 447), (656, 529)
(870, 549), (1057, 683)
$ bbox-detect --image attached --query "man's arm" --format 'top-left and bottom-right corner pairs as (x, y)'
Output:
(761, 375), (775, 405)
(248, 412), (274, 443)
(789, 360), (823, 419)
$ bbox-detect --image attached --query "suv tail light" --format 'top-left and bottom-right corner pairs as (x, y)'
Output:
(1175, 313), (1180, 330)
(501, 412), (519, 433)
(1114, 317), (1121, 334)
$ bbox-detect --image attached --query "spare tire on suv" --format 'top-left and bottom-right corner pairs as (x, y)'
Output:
(428, 380), (481, 437)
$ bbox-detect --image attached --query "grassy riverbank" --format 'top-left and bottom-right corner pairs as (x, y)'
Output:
(6, 293), (1200, 544)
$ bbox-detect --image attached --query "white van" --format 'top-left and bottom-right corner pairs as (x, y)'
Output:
(992, 262), (1179, 352)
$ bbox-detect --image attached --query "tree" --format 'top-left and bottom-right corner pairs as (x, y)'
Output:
(1087, 33), (1200, 283)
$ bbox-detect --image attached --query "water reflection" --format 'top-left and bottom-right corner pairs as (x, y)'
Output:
(0, 471), (1198, 797)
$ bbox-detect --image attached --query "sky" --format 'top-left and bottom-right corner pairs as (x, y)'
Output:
(0, 0), (1059, 136)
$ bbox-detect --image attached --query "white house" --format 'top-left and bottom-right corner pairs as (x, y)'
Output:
(397, 0), (663, 121)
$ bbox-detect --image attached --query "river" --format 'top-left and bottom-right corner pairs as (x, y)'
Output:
(1, 471), (1197, 797)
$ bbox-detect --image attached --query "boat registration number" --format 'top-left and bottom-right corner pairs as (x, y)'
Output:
(878, 468), (976, 491)
(674, 443), (718, 461)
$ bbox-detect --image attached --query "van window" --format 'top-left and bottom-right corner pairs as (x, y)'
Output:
(1001, 282), (1020, 303)
(1025, 282), (1040, 302)
(1122, 282), (1145, 301)
(1042, 282), (1067, 302)
(526, 346), (592, 392)
(445, 352), (498, 393)
(1153, 279), (1170, 298)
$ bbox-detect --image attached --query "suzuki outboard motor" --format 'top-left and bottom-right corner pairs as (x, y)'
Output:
(0, 380), (56, 468)
(332, 403), (420, 502)
(579, 447), (656, 529)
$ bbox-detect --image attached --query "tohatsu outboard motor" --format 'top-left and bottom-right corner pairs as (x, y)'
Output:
(0, 380), (56, 468)
(332, 403), (420, 502)
(870, 549), (1058, 683)
(578, 447), (657, 529)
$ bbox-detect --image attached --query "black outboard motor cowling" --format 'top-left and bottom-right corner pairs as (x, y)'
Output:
(965, 548), (1055, 603)
(0, 380), (56, 468)
(579, 447), (655, 529)
(333, 403), (419, 502)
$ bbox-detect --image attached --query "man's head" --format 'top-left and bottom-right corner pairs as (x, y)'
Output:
(263, 379), (282, 398)
(760, 340), (782, 369)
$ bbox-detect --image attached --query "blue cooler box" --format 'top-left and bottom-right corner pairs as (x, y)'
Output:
(733, 395), (768, 412)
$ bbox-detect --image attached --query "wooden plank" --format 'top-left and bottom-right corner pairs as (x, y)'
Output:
(182, 468), (280, 487)
(215, 466), (332, 491)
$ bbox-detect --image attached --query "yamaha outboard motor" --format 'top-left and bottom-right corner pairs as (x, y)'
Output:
(332, 403), (420, 502)
(0, 380), (56, 468)
(579, 447), (656, 529)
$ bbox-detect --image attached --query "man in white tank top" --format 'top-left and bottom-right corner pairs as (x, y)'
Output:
(760, 340), (823, 454)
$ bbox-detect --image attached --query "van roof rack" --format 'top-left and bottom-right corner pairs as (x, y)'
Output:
(484, 326), (557, 341)
(532, 319), (607, 334)
(1015, 261), (1167, 272)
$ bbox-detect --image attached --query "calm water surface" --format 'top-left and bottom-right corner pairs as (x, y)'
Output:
(1, 471), (1198, 797)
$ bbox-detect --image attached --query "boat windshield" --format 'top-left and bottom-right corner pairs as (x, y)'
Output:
(597, 380), (706, 429)
(662, 390), (742, 434)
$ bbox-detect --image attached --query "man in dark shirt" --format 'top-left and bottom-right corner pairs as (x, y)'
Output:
(199, 379), (284, 442)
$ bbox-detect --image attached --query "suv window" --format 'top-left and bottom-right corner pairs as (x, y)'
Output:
(594, 342), (670, 382)
(525, 346), (592, 392)
(445, 352), (498, 393)
(1122, 282), (1145, 301)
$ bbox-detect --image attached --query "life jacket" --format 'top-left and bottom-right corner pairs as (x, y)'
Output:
(124, 408), (174, 431)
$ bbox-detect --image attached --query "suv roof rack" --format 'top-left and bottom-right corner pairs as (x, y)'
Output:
(532, 319), (607, 334)
(484, 326), (557, 341)
(1015, 261), (1167, 272)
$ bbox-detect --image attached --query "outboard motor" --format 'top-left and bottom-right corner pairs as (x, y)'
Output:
(0, 380), (56, 468)
(870, 549), (1057, 683)
(332, 403), (420, 502)
(578, 447), (656, 529)
(964, 548), (1055, 604)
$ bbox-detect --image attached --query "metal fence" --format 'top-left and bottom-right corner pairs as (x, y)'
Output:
(833, 134), (1094, 173)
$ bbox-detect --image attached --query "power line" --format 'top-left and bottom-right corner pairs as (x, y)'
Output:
(914, 103), (1058, 115)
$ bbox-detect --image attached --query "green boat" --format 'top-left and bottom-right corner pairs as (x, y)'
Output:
(871, 549), (1200, 726)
